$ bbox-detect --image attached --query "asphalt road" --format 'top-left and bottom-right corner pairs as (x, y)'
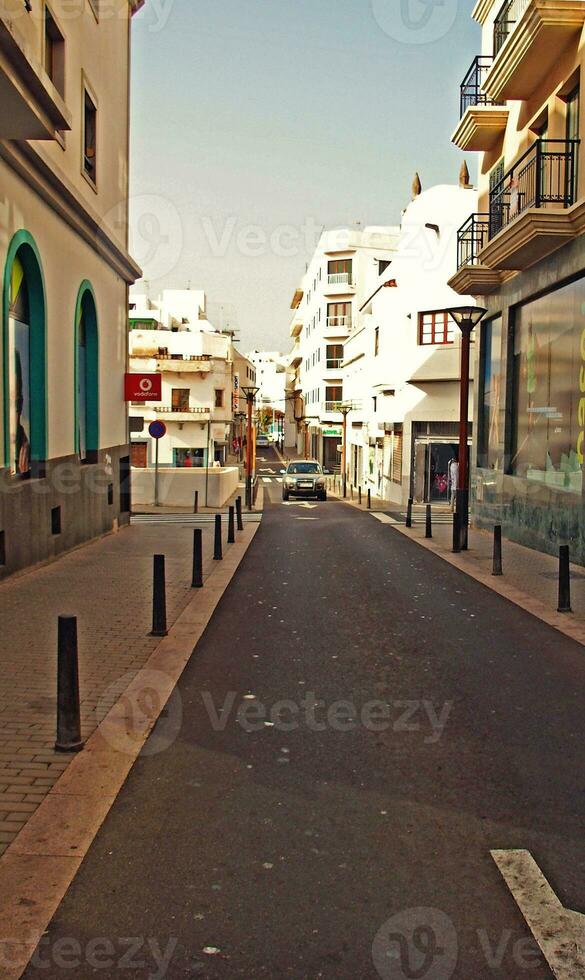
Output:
(23, 448), (585, 979)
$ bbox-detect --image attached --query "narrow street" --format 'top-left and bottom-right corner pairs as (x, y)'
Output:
(20, 450), (585, 978)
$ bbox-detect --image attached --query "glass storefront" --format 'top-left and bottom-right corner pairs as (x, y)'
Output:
(477, 316), (503, 470)
(511, 278), (585, 494)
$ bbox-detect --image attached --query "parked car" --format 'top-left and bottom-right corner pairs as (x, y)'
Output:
(281, 459), (327, 501)
(256, 434), (270, 447)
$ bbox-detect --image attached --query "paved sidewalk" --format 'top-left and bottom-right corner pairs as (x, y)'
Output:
(0, 519), (226, 858)
(332, 486), (585, 644)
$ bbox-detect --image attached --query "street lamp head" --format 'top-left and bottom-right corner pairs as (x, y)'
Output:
(241, 385), (260, 401)
(447, 306), (488, 330)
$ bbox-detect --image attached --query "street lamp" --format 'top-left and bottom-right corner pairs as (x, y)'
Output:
(446, 305), (487, 550)
(241, 385), (259, 510)
(339, 402), (353, 498)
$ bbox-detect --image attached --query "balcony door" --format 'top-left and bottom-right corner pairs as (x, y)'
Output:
(566, 85), (580, 200)
(172, 388), (189, 412)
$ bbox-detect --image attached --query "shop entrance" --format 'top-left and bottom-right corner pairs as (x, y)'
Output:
(323, 437), (340, 472)
(413, 441), (458, 504)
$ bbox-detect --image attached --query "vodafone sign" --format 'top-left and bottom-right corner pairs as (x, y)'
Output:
(124, 373), (162, 402)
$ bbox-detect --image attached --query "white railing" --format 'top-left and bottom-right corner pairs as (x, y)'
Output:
(326, 315), (352, 329)
(326, 359), (343, 369)
(158, 406), (211, 415)
(327, 273), (353, 286)
(324, 400), (343, 412)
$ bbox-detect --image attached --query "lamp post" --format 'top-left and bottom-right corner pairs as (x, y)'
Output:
(241, 385), (259, 509)
(339, 402), (353, 498)
(446, 305), (487, 550)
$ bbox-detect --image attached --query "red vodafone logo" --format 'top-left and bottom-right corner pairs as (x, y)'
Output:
(124, 373), (162, 402)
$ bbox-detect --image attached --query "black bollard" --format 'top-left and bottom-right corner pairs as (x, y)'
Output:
(492, 525), (503, 576)
(452, 512), (461, 553)
(406, 498), (413, 528)
(367, 488), (372, 510)
(350, 485), (354, 500)
(425, 504), (432, 539)
(191, 529), (203, 588)
(193, 490), (199, 514)
(359, 486), (362, 505)
(236, 495), (244, 531)
(228, 506), (235, 544)
(214, 514), (223, 561)
(151, 554), (168, 637)
(55, 615), (84, 753)
(558, 545), (572, 613)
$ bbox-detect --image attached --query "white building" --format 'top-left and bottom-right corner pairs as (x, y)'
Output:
(343, 178), (478, 506)
(288, 226), (400, 469)
(128, 290), (254, 471)
(245, 350), (286, 441)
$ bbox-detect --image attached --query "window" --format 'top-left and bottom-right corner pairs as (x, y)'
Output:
(328, 259), (353, 284)
(566, 83), (580, 194)
(326, 344), (343, 369)
(44, 6), (65, 97)
(172, 388), (189, 412)
(477, 317), (503, 469)
(419, 311), (455, 346)
(378, 259), (391, 276)
(374, 327), (380, 356)
(325, 386), (342, 410)
(214, 389), (224, 408)
(327, 302), (351, 328)
(510, 277), (585, 492)
(83, 87), (97, 185)
(372, 396), (377, 413)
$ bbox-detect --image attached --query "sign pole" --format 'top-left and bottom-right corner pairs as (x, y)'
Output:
(154, 436), (160, 507)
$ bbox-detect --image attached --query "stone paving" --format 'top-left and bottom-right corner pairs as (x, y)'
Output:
(0, 520), (221, 856)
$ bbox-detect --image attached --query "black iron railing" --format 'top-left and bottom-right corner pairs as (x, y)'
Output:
(493, 0), (530, 55)
(489, 139), (579, 237)
(456, 214), (491, 268)
(460, 56), (498, 117)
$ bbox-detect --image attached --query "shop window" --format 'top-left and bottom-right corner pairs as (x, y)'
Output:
(83, 87), (97, 185)
(510, 278), (585, 492)
(75, 283), (99, 463)
(419, 311), (455, 346)
(477, 316), (503, 469)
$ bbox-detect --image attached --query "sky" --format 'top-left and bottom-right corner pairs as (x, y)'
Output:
(129, 0), (480, 352)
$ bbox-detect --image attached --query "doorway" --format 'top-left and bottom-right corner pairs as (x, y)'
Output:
(413, 440), (459, 504)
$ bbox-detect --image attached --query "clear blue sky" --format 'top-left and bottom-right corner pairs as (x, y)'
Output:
(129, 0), (480, 351)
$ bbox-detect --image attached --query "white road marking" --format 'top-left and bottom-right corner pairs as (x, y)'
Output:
(372, 513), (399, 524)
(281, 501), (318, 509)
(294, 517), (318, 521)
(491, 849), (585, 978)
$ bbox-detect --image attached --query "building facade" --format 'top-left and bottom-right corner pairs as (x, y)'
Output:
(244, 349), (286, 443)
(288, 226), (400, 469)
(129, 291), (255, 471)
(450, 0), (585, 561)
(0, 0), (143, 575)
(343, 182), (477, 506)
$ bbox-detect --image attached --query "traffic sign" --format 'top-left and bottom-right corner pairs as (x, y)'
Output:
(124, 373), (162, 402)
(149, 421), (167, 440)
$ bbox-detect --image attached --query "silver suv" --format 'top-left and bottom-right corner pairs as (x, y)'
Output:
(282, 460), (327, 501)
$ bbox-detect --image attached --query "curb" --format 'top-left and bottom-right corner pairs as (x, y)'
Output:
(0, 520), (262, 980)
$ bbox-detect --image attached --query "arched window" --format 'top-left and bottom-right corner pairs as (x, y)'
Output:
(74, 282), (99, 462)
(3, 232), (47, 477)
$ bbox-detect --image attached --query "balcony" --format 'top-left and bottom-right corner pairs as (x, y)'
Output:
(325, 273), (355, 295)
(0, 15), (72, 139)
(155, 354), (212, 373)
(324, 401), (343, 413)
(324, 315), (352, 336)
(450, 139), (581, 286)
(485, 0), (585, 103)
(452, 55), (509, 152)
(326, 358), (343, 370)
(157, 406), (212, 422)
(449, 214), (504, 294)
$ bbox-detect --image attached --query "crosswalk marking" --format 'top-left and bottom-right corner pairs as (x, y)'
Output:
(131, 514), (262, 526)
(492, 849), (585, 978)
